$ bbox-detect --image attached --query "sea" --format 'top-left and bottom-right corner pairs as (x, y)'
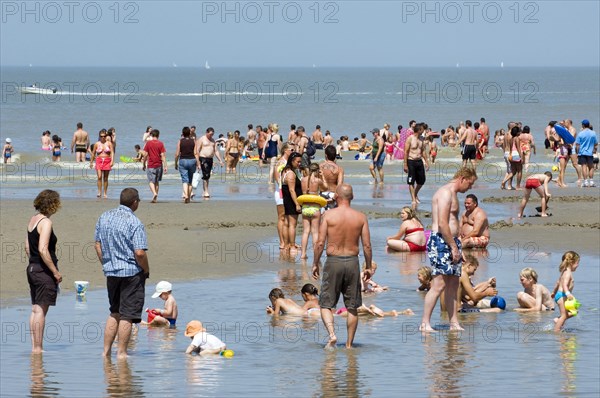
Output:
(0, 67), (599, 397)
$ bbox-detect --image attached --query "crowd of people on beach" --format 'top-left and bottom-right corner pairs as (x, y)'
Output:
(22, 117), (595, 356)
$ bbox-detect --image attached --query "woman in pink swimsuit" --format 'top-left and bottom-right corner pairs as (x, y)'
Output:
(386, 206), (427, 252)
(89, 129), (114, 198)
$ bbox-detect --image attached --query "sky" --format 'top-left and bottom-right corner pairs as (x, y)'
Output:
(1, 0), (599, 67)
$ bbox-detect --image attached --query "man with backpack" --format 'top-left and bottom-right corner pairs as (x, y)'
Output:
(297, 126), (316, 169)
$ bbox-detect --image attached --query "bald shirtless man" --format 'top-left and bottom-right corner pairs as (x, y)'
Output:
(312, 184), (374, 349)
(71, 122), (89, 162)
(420, 167), (477, 332)
(319, 146), (344, 209)
(459, 194), (490, 249)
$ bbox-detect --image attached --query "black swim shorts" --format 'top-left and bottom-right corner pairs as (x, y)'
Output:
(106, 272), (146, 323)
(199, 157), (213, 180)
(407, 158), (426, 186)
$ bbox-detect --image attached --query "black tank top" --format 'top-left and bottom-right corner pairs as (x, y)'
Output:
(28, 218), (58, 269)
(179, 138), (195, 159)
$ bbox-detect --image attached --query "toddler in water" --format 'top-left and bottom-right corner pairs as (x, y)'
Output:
(360, 262), (388, 293)
(417, 266), (433, 291)
(145, 281), (178, 327)
(266, 288), (305, 316)
(336, 305), (414, 317)
(184, 320), (227, 356)
(552, 251), (580, 332)
(301, 283), (321, 317)
(515, 267), (554, 312)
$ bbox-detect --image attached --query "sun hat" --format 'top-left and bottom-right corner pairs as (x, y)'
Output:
(371, 128), (379, 135)
(5, 138), (11, 143)
(151, 281), (172, 298)
(184, 320), (206, 337)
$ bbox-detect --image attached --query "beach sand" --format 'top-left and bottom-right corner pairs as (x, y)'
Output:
(1, 154), (598, 305)
(0, 198), (280, 305)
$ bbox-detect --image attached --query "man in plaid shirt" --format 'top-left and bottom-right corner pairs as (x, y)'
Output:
(95, 187), (149, 359)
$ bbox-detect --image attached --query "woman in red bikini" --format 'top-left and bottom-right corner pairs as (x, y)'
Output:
(386, 207), (427, 252)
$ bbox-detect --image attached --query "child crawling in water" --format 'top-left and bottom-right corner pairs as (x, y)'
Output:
(301, 283), (321, 317)
(266, 288), (306, 316)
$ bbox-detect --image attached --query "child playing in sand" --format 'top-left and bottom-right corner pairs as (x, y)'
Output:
(3, 138), (14, 164)
(301, 283), (321, 316)
(517, 171), (552, 218)
(134, 145), (146, 162)
(417, 266), (432, 291)
(360, 262), (388, 293)
(145, 281), (178, 327)
(552, 251), (580, 332)
(515, 267), (555, 312)
(266, 288), (306, 316)
(184, 320), (227, 355)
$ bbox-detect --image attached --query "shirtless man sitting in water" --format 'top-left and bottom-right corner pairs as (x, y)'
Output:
(459, 194), (490, 249)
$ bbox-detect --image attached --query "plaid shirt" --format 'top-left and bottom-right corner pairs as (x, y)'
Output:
(95, 205), (147, 277)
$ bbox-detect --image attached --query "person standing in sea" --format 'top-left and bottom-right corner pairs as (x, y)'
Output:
(26, 190), (62, 354)
(195, 127), (224, 198)
(142, 129), (167, 203)
(312, 184), (375, 349)
(420, 168), (477, 332)
(95, 188), (149, 360)
(404, 123), (429, 206)
(70, 122), (89, 162)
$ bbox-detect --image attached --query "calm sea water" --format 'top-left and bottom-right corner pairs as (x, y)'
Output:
(1, 66), (599, 159)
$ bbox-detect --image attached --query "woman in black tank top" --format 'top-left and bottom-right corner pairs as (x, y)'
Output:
(26, 189), (62, 354)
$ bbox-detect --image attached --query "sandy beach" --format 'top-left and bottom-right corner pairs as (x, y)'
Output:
(2, 153), (598, 305)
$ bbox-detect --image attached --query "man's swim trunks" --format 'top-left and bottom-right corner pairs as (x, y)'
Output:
(426, 232), (462, 276)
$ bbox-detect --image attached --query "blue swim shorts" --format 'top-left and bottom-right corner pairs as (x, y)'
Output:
(426, 232), (462, 276)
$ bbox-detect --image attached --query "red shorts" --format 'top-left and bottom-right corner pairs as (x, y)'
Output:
(525, 178), (541, 189)
(96, 157), (112, 171)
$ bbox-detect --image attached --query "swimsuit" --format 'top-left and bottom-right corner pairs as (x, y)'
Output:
(166, 318), (176, 327)
(525, 178), (541, 189)
(554, 291), (567, 303)
(426, 232), (462, 276)
(52, 145), (61, 157)
(404, 227), (426, 252)
(307, 308), (320, 315)
(75, 144), (87, 153)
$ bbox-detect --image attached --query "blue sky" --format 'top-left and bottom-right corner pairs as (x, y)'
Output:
(1, 1), (599, 67)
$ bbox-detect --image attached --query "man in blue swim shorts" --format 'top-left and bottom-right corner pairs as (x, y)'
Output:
(420, 167), (477, 332)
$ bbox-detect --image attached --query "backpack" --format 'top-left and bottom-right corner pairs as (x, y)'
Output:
(305, 138), (316, 157)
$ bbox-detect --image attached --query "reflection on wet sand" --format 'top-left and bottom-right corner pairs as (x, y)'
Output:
(558, 334), (578, 395)
(30, 354), (60, 396)
(319, 349), (366, 398)
(423, 333), (469, 397)
(103, 357), (144, 397)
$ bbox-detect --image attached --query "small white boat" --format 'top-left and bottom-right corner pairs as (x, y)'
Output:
(20, 85), (57, 95)
(205, 61), (210, 70)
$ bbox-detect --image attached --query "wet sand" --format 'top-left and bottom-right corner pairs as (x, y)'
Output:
(2, 153), (598, 305)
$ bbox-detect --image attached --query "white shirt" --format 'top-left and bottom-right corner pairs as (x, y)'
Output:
(191, 332), (225, 351)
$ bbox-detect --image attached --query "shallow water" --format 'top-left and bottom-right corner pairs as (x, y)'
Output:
(1, 220), (598, 396)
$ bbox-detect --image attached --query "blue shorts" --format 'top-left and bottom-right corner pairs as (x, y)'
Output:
(426, 233), (462, 276)
(554, 291), (567, 303)
(372, 154), (384, 168)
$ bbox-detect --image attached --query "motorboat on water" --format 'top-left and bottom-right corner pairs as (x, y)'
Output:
(20, 85), (58, 95)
